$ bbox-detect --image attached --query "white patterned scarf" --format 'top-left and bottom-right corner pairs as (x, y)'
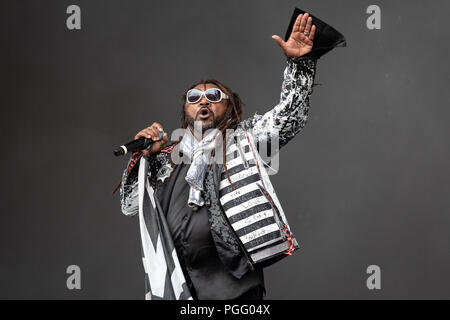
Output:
(179, 127), (219, 207)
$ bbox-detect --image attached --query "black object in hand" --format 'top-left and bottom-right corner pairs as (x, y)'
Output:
(284, 7), (347, 59)
(113, 131), (164, 157)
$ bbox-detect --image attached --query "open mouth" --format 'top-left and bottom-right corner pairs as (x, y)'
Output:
(198, 107), (212, 120)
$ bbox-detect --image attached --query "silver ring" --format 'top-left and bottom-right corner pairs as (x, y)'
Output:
(304, 32), (310, 36)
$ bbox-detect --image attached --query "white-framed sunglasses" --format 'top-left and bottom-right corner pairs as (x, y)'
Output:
(186, 88), (229, 104)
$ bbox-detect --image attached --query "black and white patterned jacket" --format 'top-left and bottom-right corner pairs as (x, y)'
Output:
(120, 57), (317, 279)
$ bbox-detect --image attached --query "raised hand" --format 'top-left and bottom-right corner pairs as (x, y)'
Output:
(272, 12), (316, 59)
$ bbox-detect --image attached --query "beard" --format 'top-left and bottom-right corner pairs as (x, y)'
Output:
(186, 107), (225, 132)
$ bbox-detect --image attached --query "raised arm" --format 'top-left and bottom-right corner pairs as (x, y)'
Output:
(241, 12), (317, 149)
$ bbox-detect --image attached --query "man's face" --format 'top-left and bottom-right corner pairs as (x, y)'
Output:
(184, 83), (229, 132)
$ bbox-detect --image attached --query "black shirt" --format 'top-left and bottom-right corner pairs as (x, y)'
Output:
(156, 163), (264, 300)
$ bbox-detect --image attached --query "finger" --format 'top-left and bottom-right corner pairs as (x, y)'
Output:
(153, 128), (165, 141)
(149, 128), (160, 140)
(162, 133), (168, 143)
(271, 35), (285, 48)
(156, 130), (165, 141)
(309, 25), (316, 41)
(142, 128), (156, 140)
(152, 122), (163, 132)
(305, 16), (313, 34)
(153, 125), (165, 140)
(143, 129), (154, 139)
(299, 13), (309, 33)
(135, 131), (148, 139)
(293, 14), (303, 33)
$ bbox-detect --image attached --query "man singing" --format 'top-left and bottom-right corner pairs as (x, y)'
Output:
(119, 12), (318, 300)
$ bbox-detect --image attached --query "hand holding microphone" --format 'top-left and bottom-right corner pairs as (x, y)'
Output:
(134, 122), (168, 156)
(114, 122), (168, 156)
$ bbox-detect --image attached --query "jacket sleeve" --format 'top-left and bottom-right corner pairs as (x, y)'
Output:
(119, 143), (175, 216)
(241, 57), (317, 150)
(119, 151), (144, 217)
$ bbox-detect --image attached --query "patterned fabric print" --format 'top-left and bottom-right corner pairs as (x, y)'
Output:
(241, 58), (316, 150)
(148, 151), (173, 188)
(120, 173), (139, 217)
(204, 170), (241, 254)
(120, 152), (142, 217)
(120, 148), (173, 217)
(137, 157), (193, 300)
(219, 134), (284, 254)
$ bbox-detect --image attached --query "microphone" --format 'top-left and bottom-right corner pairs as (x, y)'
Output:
(113, 131), (164, 157)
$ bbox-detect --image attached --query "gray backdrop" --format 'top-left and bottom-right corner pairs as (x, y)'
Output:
(1, 0), (449, 299)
